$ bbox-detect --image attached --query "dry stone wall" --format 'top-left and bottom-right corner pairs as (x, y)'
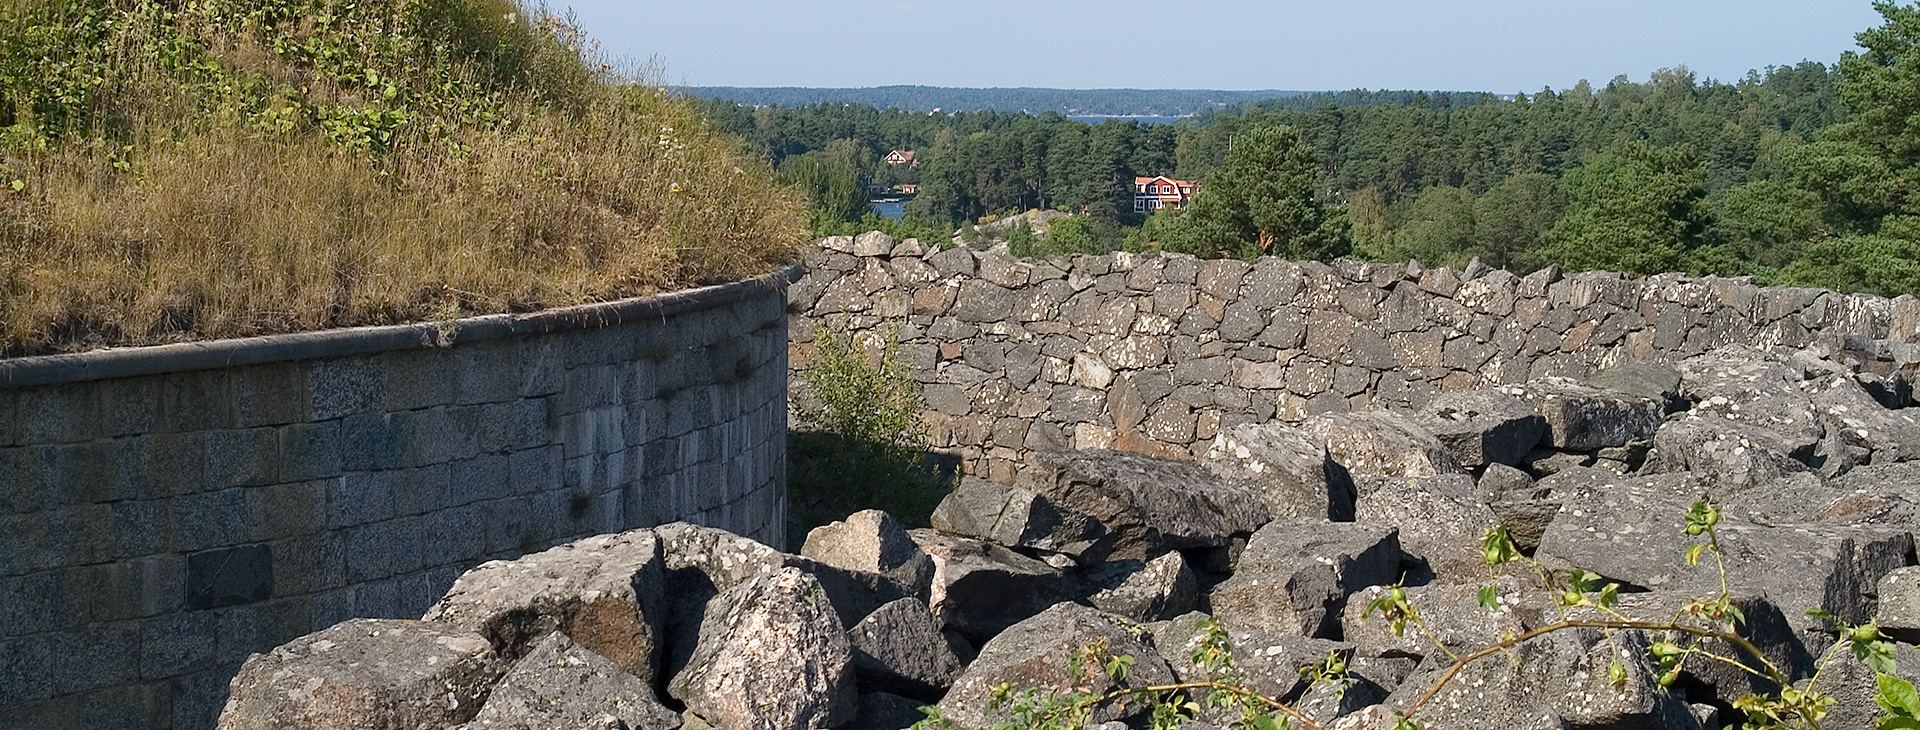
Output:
(0, 266), (797, 730)
(788, 233), (1920, 484)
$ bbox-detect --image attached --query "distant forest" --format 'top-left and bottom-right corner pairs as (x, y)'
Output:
(693, 3), (1920, 297)
(679, 86), (1329, 116)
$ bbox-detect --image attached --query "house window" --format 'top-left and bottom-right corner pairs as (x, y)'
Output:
(1134, 199), (1146, 212)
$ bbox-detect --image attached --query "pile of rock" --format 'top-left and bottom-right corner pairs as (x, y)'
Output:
(217, 345), (1920, 730)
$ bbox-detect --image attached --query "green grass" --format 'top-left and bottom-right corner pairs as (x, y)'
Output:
(0, 0), (804, 355)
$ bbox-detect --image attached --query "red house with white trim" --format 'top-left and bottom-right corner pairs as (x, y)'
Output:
(1134, 175), (1196, 213)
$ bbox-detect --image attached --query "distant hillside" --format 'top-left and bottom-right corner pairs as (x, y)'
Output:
(674, 86), (1312, 116)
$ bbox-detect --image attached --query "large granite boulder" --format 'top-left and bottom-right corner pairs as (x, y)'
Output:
(1651, 413), (1816, 490)
(1353, 473), (1501, 584)
(1340, 577), (1546, 663)
(1535, 471), (1914, 642)
(937, 603), (1176, 730)
(847, 598), (964, 702)
(1081, 551), (1199, 622)
(1298, 410), (1465, 484)
(802, 509), (938, 601)
(1202, 423), (1359, 521)
(1811, 638), (1920, 730)
(1498, 377), (1664, 452)
(1025, 449), (1272, 561)
(1587, 360), (1686, 414)
(908, 529), (1079, 643)
(929, 477), (1112, 565)
(216, 619), (504, 730)
(1677, 348), (1824, 456)
(658, 522), (912, 637)
(667, 567), (857, 730)
(1806, 373), (1920, 465)
(1413, 390), (1547, 468)
(1876, 566), (1920, 644)
(458, 632), (680, 730)
(1374, 628), (1701, 730)
(1210, 519), (1404, 638)
(423, 528), (665, 684)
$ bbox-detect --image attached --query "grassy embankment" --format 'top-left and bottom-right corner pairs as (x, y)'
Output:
(0, 0), (804, 356)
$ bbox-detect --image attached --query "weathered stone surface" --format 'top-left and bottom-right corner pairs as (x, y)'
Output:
(1806, 373), (1920, 465)
(1298, 410), (1465, 484)
(853, 231), (897, 257)
(1342, 577), (1544, 663)
(938, 603), (1176, 730)
(847, 598), (964, 701)
(802, 509), (937, 603)
(1678, 347), (1824, 454)
(1498, 377), (1664, 452)
(1201, 423), (1358, 521)
(1082, 551), (1199, 622)
(423, 529), (665, 684)
(1210, 519), (1404, 638)
(908, 529), (1078, 643)
(1587, 360), (1685, 414)
(216, 619), (503, 730)
(929, 477), (1111, 564)
(657, 522), (912, 635)
(1353, 473), (1500, 583)
(1376, 628), (1700, 730)
(1652, 413), (1815, 490)
(1876, 566), (1920, 644)
(668, 567), (856, 730)
(1536, 471), (1913, 636)
(1025, 449), (1272, 561)
(1412, 390), (1546, 468)
(460, 631), (679, 730)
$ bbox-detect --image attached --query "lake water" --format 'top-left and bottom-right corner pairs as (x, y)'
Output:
(872, 199), (906, 220)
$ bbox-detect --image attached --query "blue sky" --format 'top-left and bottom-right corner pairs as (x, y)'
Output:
(558, 1), (1885, 92)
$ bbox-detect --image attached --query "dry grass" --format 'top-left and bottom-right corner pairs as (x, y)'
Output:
(0, 0), (805, 355)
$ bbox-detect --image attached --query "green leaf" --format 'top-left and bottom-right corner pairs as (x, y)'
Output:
(1878, 672), (1920, 719)
(1607, 661), (1627, 684)
(8, 179), (23, 192)
(1685, 543), (1707, 565)
(1476, 584), (1499, 610)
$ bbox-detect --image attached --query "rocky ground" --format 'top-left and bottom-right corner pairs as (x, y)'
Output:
(215, 343), (1920, 730)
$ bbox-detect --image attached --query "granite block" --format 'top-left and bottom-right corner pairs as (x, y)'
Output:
(308, 356), (385, 421)
(273, 421), (340, 484)
(233, 362), (309, 427)
(172, 488), (248, 553)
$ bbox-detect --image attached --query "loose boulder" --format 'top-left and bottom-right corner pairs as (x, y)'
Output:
(217, 619), (503, 730)
(1081, 551), (1199, 622)
(1210, 519), (1404, 638)
(937, 603), (1176, 730)
(1202, 423), (1358, 521)
(1498, 377), (1664, 452)
(928, 477), (1112, 565)
(459, 631), (679, 730)
(423, 528), (665, 684)
(1377, 628), (1701, 730)
(908, 529), (1078, 643)
(1413, 390), (1547, 468)
(1025, 449), (1272, 561)
(1352, 473), (1500, 584)
(667, 567), (857, 730)
(847, 598), (964, 702)
(1298, 411), (1465, 484)
(802, 509), (938, 601)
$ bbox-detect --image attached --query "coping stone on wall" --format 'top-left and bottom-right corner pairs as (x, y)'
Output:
(0, 263), (805, 390)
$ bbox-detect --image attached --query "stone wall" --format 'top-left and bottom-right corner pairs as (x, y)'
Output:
(788, 234), (1920, 483)
(0, 265), (798, 730)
